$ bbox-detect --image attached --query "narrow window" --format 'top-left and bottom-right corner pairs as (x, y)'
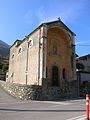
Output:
(46, 67), (48, 78)
(12, 54), (14, 59)
(28, 39), (33, 48)
(18, 47), (22, 54)
(52, 66), (59, 86)
(63, 68), (66, 79)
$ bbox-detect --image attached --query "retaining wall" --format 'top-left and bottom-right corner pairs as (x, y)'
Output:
(0, 80), (78, 100)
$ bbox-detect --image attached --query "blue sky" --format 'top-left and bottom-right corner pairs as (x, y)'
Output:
(0, 0), (90, 56)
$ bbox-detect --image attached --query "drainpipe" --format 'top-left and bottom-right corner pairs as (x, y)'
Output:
(25, 36), (29, 85)
(72, 35), (77, 80)
(42, 24), (47, 88)
(38, 28), (41, 85)
(39, 25), (47, 86)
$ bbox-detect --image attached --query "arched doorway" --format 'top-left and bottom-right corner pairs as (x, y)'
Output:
(52, 66), (59, 86)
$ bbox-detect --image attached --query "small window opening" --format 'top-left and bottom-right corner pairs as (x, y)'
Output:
(18, 47), (22, 53)
(63, 68), (66, 79)
(28, 39), (33, 48)
(12, 54), (14, 59)
(46, 67), (48, 78)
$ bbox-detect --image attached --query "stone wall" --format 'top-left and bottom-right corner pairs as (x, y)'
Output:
(42, 80), (78, 100)
(0, 80), (78, 100)
(5, 82), (42, 100)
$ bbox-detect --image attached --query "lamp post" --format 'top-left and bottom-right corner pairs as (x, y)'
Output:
(76, 69), (80, 97)
(76, 60), (85, 97)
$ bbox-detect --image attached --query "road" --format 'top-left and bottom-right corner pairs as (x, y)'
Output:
(0, 86), (86, 120)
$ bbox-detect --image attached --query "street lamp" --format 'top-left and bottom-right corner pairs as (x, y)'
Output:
(76, 69), (80, 97)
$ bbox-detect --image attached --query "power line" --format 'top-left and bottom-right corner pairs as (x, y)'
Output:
(76, 44), (90, 46)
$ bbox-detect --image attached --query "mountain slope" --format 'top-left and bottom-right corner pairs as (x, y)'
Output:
(0, 40), (10, 59)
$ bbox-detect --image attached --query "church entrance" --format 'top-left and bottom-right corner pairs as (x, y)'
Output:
(52, 66), (59, 86)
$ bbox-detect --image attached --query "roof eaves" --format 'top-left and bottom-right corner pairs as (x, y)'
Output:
(60, 20), (76, 36)
(10, 39), (22, 48)
(10, 19), (76, 48)
(44, 20), (76, 36)
(79, 54), (90, 58)
(21, 23), (44, 44)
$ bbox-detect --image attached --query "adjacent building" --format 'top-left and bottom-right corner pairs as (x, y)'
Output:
(76, 54), (90, 85)
(77, 54), (90, 72)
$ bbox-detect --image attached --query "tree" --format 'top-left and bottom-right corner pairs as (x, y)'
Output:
(2, 64), (8, 73)
(0, 64), (3, 70)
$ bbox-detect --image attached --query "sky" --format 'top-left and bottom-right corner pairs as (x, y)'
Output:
(0, 0), (90, 56)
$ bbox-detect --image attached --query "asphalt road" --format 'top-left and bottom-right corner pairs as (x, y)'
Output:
(0, 86), (86, 120)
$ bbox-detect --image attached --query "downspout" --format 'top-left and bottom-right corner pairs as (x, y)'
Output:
(25, 36), (29, 85)
(42, 24), (47, 88)
(38, 24), (47, 86)
(38, 28), (41, 85)
(72, 35), (77, 80)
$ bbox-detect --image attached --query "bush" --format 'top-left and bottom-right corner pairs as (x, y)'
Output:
(0, 64), (8, 73)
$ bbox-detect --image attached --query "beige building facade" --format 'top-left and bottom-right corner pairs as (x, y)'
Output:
(7, 20), (76, 88)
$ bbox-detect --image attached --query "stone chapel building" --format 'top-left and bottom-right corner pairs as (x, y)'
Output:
(6, 20), (77, 100)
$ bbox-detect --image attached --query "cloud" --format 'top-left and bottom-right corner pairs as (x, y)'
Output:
(23, 0), (89, 26)
(24, 10), (37, 25)
(36, 0), (88, 23)
(24, 10), (31, 19)
(36, 6), (46, 23)
(24, 10), (33, 24)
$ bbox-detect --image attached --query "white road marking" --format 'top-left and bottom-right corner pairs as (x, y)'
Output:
(0, 99), (85, 106)
(0, 100), (31, 105)
(66, 114), (86, 120)
(42, 101), (72, 105)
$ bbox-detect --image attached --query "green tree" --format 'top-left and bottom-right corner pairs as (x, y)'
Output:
(2, 64), (8, 73)
(0, 64), (3, 70)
